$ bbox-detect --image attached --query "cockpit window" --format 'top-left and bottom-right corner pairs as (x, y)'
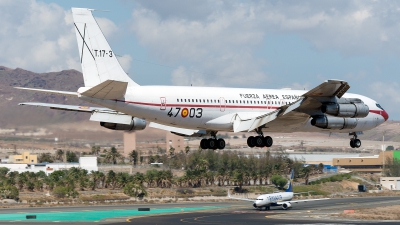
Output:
(376, 104), (384, 110)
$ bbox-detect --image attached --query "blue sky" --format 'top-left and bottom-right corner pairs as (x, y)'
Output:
(1, 0), (400, 120)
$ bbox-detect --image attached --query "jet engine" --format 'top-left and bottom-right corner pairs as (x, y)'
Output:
(281, 203), (291, 210)
(311, 116), (357, 130)
(100, 117), (147, 131)
(321, 103), (369, 118)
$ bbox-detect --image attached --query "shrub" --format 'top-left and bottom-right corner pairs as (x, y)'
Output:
(0, 185), (19, 199)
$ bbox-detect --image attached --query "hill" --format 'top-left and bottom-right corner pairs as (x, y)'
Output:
(0, 66), (89, 127)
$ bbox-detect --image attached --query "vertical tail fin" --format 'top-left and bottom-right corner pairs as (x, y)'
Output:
(71, 8), (138, 87)
(285, 169), (294, 192)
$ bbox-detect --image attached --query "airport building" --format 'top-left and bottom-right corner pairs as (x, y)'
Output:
(380, 177), (400, 190)
(0, 156), (98, 175)
(332, 151), (399, 173)
(166, 132), (185, 153)
(8, 152), (37, 164)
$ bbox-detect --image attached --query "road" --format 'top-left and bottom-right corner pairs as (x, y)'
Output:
(0, 196), (399, 224)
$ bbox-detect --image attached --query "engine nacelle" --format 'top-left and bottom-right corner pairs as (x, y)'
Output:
(311, 116), (357, 130)
(282, 203), (291, 210)
(321, 103), (369, 118)
(100, 117), (147, 131)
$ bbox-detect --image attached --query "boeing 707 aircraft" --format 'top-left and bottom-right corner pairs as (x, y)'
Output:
(17, 8), (389, 150)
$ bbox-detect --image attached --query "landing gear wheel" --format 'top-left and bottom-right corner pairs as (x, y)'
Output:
(354, 139), (361, 148)
(255, 136), (264, 147)
(208, 138), (217, 150)
(247, 136), (255, 148)
(200, 139), (209, 149)
(350, 140), (355, 148)
(264, 136), (273, 147)
(350, 139), (361, 148)
(216, 138), (226, 149)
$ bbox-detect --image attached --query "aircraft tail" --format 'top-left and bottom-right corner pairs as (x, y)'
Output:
(71, 8), (138, 87)
(285, 169), (294, 192)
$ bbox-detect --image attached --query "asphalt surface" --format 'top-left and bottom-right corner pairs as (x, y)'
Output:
(0, 196), (399, 224)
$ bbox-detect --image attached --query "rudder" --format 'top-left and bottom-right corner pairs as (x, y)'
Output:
(285, 169), (294, 192)
(71, 8), (138, 87)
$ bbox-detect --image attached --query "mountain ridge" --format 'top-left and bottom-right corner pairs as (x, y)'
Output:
(0, 66), (89, 127)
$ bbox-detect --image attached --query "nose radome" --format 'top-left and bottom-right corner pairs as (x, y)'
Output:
(382, 110), (389, 121)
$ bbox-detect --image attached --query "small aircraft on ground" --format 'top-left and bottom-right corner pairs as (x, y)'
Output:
(228, 170), (329, 210)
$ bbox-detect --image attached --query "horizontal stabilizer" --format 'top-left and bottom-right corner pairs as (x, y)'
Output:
(79, 80), (128, 100)
(15, 87), (78, 97)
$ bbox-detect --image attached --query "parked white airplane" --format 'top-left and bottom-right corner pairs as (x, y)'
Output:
(17, 8), (388, 150)
(228, 170), (329, 210)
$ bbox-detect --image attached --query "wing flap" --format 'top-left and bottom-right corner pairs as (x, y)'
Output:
(303, 79), (349, 98)
(90, 112), (132, 124)
(149, 122), (208, 137)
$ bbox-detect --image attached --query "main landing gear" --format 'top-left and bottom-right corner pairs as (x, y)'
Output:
(247, 128), (273, 148)
(200, 132), (226, 150)
(349, 132), (361, 148)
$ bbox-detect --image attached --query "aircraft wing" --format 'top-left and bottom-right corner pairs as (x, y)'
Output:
(227, 189), (255, 203)
(275, 198), (330, 205)
(18, 102), (116, 113)
(235, 79), (350, 132)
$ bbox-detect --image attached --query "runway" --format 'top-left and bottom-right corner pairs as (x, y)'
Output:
(0, 196), (399, 224)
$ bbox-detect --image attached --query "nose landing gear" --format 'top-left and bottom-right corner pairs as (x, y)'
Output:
(349, 132), (361, 148)
(247, 128), (273, 148)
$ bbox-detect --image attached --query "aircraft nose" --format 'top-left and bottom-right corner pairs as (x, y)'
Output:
(381, 110), (389, 121)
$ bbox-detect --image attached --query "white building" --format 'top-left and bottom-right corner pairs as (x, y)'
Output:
(0, 157), (98, 175)
(380, 177), (400, 190)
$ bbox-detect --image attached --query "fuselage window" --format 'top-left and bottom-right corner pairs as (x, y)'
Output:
(192, 99), (194, 102)
(229, 100), (231, 103)
(177, 99), (179, 102)
(185, 99), (187, 102)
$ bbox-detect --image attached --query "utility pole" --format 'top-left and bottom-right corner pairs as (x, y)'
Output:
(382, 131), (386, 175)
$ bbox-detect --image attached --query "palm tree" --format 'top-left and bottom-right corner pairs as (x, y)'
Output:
(128, 150), (138, 167)
(55, 149), (64, 162)
(105, 147), (121, 164)
(106, 170), (117, 189)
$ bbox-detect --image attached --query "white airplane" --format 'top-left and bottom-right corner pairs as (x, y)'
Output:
(228, 170), (329, 210)
(16, 8), (388, 150)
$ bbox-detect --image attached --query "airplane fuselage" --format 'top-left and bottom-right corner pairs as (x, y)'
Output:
(79, 86), (387, 134)
(254, 192), (294, 208)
